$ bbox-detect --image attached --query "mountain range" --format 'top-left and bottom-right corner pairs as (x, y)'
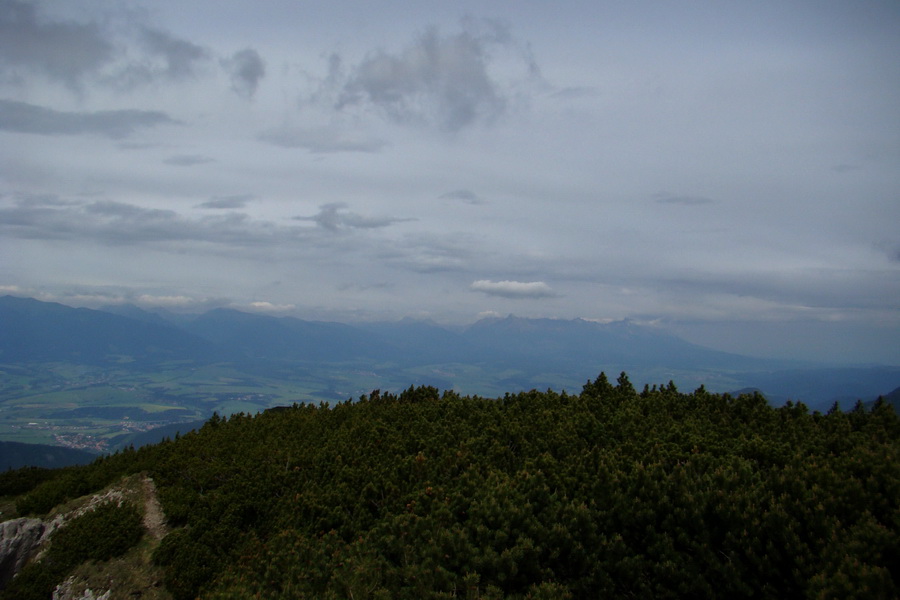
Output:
(1, 294), (898, 412)
(0, 295), (780, 371)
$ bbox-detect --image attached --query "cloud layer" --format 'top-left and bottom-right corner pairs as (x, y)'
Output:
(1, 1), (898, 364)
(471, 280), (558, 299)
(295, 203), (414, 232)
(223, 48), (265, 99)
(0, 0), (113, 88)
(0, 99), (176, 138)
(337, 25), (506, 130)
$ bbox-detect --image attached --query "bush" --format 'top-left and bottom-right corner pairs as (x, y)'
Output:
(51, 501), (144, 563)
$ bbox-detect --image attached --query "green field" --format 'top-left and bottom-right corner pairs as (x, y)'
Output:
(0, 359), (464, 451)
(0, 361), (300, 451)
(0, 358), (749, 454)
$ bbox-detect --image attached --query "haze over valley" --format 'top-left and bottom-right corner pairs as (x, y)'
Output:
(1, 295), (897, 460)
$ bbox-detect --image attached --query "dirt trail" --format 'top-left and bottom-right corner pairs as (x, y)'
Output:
(141, 475), (167, 540)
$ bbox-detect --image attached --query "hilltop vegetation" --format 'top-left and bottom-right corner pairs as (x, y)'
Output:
(2, 374), (898, 599)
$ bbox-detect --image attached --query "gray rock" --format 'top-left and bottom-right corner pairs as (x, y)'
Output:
(0, 517), (47, 589)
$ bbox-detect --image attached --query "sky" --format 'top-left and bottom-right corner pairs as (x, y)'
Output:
(1, 0), (899, 364)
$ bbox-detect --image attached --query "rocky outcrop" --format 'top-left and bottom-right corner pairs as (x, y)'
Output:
(0, 517), (47, 589)
(0, 478), (164, 596)
(53, 576), (111, 600)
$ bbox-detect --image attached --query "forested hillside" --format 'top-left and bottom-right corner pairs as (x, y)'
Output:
(0, 441), (96, 471)
(2, 374), (898, 599)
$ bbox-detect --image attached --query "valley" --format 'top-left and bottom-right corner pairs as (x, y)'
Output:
(1, 295), (898, 455)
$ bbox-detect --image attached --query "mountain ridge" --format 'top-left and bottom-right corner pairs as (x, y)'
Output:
(1, 295), (898, 414)
(2, 295), (775, 371)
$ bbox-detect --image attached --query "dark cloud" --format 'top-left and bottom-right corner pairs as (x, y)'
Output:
(831, 164), (861, 173)
(223, 48), (265, 99)
(111, 26), (209, 88)
(294, 203), (413, 232)
(0, 99), (178, 138)
(470, 279), (559, 299)
(258, 126), (387, 153)
(0, 198), (307, 248)
(140, 26), (208, 80)
(11, 192), (80, 207)
(333, 21), (522, 131)
(0, 0), (114, 88)
(0, 197), (447, 277)
(84, 199), (175, 219)
(0, 3), (219, 92)
(438, 189), (486, 205)
(163, 154), (215, 166)
(196, 194), (254, 209)
(653, 192), (717, 206)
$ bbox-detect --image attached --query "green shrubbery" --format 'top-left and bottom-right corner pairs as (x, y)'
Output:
(0, 466), (57, 498)
(4, 374), (899, 599)
(141, 376), (900, 599)
(13, 446), (148, 517)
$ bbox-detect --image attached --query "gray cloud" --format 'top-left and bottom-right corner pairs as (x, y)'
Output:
(0, 99), (178, 138)
(196, 195), (254, 209)
(0, 0), (114, 89)
(223, 48), (265, 99)
(334, 21), (518, 131)
(140, 26), (208, 80)
(110, 26), (209, 88)
(653, 192), (717, 206)
(0, 197), (307, 248)
(2, 2), (897, 364)
(10, 192), (80, 207)
(259, 126), (387, 153)
(380, 232), (476, 273)
(0, 196), (456, 283)
(656, 267), (900, 315)
(163, 154), (215, 166)
(294, 203), (413, 232)
(470, 279), (558, 299)
(439, 189), (486, 205)
(84, 199), (174, 219)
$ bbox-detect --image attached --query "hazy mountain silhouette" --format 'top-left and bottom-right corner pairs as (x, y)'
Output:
(460, 315), (785, 371)
(182, 308), (383, 362)
(0, 296), (219, 365)
(1, 296), (897, 409)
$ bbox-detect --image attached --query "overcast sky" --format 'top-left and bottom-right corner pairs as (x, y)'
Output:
(1, 0), (898, 364)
